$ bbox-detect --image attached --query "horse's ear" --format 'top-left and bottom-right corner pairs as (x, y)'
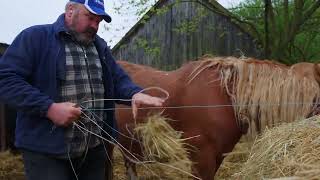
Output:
(313, 63), (320, 85)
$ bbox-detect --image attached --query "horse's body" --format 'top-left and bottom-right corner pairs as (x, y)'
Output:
(115, 57), (320, 180)
(116, 60), (241, 179)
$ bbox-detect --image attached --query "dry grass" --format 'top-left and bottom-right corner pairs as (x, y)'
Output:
(0, 151), (24, 180)
(215, 139), (252, 180)
(133, 114), (195, 179)
(113, 146), (195, 180)
(236, 115), (320, 180)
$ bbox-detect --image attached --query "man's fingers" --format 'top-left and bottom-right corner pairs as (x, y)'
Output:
(151, 97), (164, 106)
(132, 93), (165, 107)
(131, 93), (166, 119)
(47, 102), (83, 127)
(72, 106), (82, 116)
(132, 103), (138, 120)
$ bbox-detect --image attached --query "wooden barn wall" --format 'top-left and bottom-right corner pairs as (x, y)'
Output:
(112, 0), (261, 70)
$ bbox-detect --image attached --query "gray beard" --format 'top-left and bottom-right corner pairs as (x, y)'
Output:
(68, 30), (94, 46)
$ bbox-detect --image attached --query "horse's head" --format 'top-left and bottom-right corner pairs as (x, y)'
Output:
(289, 62), (320, 86)
(313, 63), (320, 86)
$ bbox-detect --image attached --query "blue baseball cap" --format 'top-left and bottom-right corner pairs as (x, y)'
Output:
(70, 0), (112, 23)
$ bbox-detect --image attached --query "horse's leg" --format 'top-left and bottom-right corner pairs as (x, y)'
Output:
(192, 145), (217, 180)
(124, 158), (138, 180)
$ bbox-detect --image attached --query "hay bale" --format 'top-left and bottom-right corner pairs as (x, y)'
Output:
(236, 116), (320, 179)
(134, 114), (195, 179)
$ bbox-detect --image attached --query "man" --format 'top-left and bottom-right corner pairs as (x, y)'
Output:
(0, 0), (164, 180)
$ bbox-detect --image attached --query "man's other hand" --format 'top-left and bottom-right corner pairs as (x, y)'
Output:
(132, 93), (165, 119)
(47, 102), (82, 127)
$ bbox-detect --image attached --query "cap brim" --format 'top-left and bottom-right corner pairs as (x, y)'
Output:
(101, 14), (112, 23)
(84, 4), (112, 23)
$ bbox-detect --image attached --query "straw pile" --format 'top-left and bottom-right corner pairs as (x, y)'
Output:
(236, 116), (320, 179)
(134, 114), (194, 179)
(215, 140), (252, 180)
(0, 151), (24, 180)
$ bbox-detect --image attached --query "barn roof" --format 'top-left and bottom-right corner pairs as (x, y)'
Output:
(112, 0), (255, 52)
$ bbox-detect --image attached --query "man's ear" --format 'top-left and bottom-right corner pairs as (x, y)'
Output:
(66, 4), (74, 17)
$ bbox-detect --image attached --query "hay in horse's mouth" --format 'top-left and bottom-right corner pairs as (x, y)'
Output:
(134, 113), (195, 178)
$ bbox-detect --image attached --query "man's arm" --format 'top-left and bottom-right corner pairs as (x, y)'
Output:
(0, 29), (53, 116)
(104, 49), (164, 117)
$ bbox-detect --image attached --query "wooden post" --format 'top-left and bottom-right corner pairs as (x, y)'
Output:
(0, 103), (6, 151)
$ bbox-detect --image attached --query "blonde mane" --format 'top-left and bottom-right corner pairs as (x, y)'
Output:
(188, 56), (320, 137)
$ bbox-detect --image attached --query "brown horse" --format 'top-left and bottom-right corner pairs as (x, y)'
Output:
(115, 56), (320, 180)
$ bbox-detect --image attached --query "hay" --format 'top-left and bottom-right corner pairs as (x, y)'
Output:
(236, 116), (320, 179)
(215, 139), (252, 180)
(0, 151), (25, 180)
(134, 114), (194, 179)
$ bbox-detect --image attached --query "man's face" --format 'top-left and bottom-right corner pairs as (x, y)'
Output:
(68, 5), (103, 45)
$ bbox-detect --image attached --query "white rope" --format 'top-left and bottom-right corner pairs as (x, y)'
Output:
(80, 86), (169, 105)
(82, 102), (320, 111)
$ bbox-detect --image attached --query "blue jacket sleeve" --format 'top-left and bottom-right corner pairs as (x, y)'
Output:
(0, 29), (54, 116)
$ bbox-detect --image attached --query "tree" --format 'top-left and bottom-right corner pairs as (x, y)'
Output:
(229, 0), (320, 64)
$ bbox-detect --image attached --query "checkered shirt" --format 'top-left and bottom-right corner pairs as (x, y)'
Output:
(59, 33), (105, 157)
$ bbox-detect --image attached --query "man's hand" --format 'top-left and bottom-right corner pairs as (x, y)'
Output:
(47, 102), (82, 127)
(132, 93), (165, 119)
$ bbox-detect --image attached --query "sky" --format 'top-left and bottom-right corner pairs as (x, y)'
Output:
(0, 0), (241, 47)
